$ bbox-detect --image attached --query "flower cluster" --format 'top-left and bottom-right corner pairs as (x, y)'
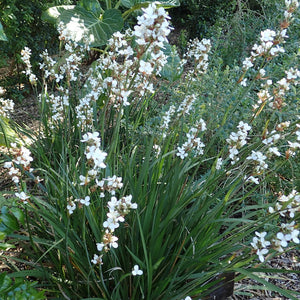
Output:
(177, 94), (197, 116)
(134, 3), (171, 74)
(246, 150), (268, 173)
(184, 38), (211, 79)
(263, 129), (282, 158)
(161, 94), (198, 138)
(251, 231), (271, 262)
(3, 143), (33, 184)
(91, 195), (137, 264)
(269, 67), (300, 109)
(239, 0), (298, 85)
(81, 132), (107, 173)
(76, 3), (172, 129)
(72, 133), (137, 265)
(161, 105), (176, 134)
(176, 119), (206, 159)
(36, 25), (89, 128)
(20, 47), (37, 85)
(0, 97), (14, 118)
(251, 190), (300, 262)
(97, 195), (137, 252)
(96, 175), (123, 197)
(226, 121), (252, 164)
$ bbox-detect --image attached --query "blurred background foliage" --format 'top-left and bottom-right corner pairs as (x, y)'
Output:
(0, 0), (77, 101)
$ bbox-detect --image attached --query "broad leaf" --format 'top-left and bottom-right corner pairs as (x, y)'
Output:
(0, 22), (7, 41)
(78, 0), (102, 17)
(43, 6), (123, 47)
(42, 5), (75, 24)
(0, 213), (19, 232)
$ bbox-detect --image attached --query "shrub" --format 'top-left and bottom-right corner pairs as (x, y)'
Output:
(0, 0), (76, 100)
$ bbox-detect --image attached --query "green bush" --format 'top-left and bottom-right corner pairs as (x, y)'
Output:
(169, 0), (236, 39)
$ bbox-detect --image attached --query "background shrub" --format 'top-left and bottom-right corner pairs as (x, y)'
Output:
(0, 0), (76, 100)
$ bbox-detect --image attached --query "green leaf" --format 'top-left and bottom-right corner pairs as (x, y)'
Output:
(78, 0), (102, 16)
(10, 208), (25, 226)
(0, 213), (19, 232)
(0, 232), (6, 240)
(0, 117), (19, 147)
(0, 273), (11, 292)
(160, 43), (183, 82)
(42, 5), (76, 24)
(0, 21), (8, 41)
(0, 243), (15, 250)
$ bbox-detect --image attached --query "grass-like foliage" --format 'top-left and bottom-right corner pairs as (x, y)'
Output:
(0, 1), (300, 299)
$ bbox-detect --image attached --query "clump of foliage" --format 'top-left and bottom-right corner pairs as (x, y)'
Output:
(169, 0), (236, 40)
(0, 273), (45, 300)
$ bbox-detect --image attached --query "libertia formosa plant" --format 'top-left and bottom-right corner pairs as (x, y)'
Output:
(0, 1), (299, 299)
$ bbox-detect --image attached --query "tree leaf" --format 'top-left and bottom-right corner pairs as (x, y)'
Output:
(44, 6), (123, 47)
(78, 0), (102, 17)
(42, 5), (76, 24)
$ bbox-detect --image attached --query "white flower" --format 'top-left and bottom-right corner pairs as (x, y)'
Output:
(15, 192), (30, 203)
(132, 265), (143, 276)
(215, 158), (223, 170)
(268, 147), (281, 156)
(260, 29), (276, 42)
(80, 196), (91, 206)
(255, 231), (271, 248)
(257, 248), (268, 262)
(242, 57), (253, 70)
(103, 218), (119, 231)
(291, 229), (299, 244)
(91, 254), (102, 265)
(67, 202), (76, 215)
(139, 60), (153, 75)
(96, 243), (105, 252)
(240, 78), (248, 86)
(79, 175), (90, 186)
(245, 176), (260, 185)
(276, 232), (290, 247)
